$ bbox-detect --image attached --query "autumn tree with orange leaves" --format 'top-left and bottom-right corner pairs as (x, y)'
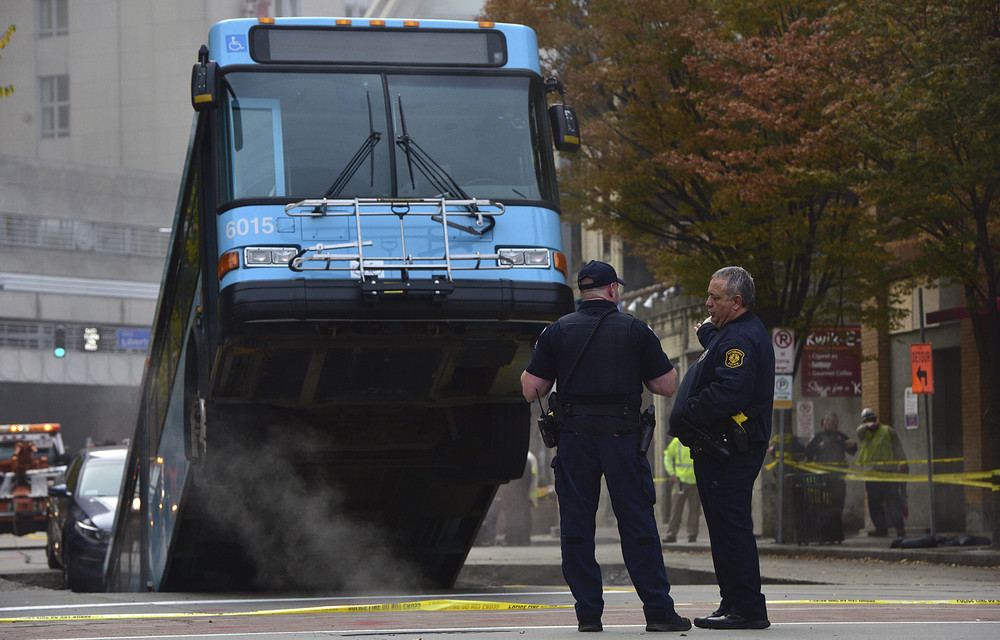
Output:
(482, 0), (1000, 544)
(480, 0), (896, 343)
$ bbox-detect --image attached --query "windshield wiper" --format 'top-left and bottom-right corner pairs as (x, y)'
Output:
(395, 95), (470, 200)
(324, 91), (382, 199)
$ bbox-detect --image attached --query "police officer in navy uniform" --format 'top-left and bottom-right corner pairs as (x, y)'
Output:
(521, 260), (691, 633)
(668, 266), (774, 630)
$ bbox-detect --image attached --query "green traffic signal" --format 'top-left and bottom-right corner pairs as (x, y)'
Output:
(54, 325), (66, 358)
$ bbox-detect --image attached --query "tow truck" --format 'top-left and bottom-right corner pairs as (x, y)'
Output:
(0, 423), (67, 535)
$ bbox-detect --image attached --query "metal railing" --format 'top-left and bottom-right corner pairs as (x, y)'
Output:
(284, 197), (513, 281)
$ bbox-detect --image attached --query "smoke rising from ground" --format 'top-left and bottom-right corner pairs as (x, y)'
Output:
(199, 428), (422, 591)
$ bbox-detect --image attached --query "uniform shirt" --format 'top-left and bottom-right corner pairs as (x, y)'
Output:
(805, 429), (857, 463)
(668, 311), (775, 445)
(525, 299), (673, 409)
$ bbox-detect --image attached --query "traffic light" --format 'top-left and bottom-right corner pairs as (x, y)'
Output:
(53, 325), (66, 358)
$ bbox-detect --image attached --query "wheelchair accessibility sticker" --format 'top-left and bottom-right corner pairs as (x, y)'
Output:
(227, 34), (247, 53)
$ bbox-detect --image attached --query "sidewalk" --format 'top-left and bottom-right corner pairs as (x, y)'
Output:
(460, 524), (1000, 587)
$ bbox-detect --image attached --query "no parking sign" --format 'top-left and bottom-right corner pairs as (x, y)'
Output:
(772, 328), (794, 374)
(797, 401), (815, 440)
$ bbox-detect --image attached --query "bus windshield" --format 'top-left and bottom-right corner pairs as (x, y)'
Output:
(219, 71), (557, 204)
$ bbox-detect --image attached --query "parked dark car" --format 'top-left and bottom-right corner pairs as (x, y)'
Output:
(46, 446), (128, 591)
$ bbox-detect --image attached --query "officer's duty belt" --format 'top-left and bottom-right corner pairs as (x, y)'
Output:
(562, 403), (638, 421)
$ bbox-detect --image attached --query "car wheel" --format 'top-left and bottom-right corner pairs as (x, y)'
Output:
(46, 539), (60, 569)
(61, 556), (71, 590)
(62, 548), (84, 592)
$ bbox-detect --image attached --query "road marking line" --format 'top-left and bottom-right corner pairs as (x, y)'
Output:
(30, 621), (1000, 640)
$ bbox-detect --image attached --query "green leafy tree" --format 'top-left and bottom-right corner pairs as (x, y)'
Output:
(832, 0), (1000, 545)
(0, 24), (15, 98)
(480, 0), (896, 356)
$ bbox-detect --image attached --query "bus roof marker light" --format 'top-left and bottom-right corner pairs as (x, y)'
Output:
(370, 20), (386, 27)
(336, 19), (352, 26)
(479, 21), (495, 28)
(403, 20), (420, 27)
(258, 17), (275, 24)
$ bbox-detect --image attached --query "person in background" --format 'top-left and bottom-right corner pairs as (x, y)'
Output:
(806, 412), (857, 464)
(500, 450), (537, 546)
(521, 260), (690, 633)
(804, 411), (857, 540)
(474, 451), (538, 547)
(856, 408), (908, 538)
(662, 437), (700, 543)
(768, 431), (806, 464)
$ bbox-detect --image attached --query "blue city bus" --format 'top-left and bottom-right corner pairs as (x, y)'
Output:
(106, 16), (578, 591)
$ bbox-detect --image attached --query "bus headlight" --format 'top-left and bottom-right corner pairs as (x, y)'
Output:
(498, 248), (550, 268)
(243, 247), (299, 267)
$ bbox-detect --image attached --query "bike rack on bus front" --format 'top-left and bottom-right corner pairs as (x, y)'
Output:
(283, 197), (513, 293)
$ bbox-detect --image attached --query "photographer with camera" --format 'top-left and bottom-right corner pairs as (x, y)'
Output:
(667, 266), (775, 630)
(521, 260), (689, 633)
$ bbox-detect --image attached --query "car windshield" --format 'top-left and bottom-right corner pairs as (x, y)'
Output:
(0, 442), (56, 459)
(219, 71), (557, 203)
(77, 458), (125, 498)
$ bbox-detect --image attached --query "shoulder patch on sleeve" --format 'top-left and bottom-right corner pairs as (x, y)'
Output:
(725, 348), (745, 368)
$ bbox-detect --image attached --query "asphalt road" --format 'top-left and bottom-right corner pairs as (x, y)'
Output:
(3, 529), (999, 640)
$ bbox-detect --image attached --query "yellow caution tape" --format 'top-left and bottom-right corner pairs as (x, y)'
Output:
(760, 459), (999, 491)
(3, 597), (997, 624)
(0, 599), (571, 623)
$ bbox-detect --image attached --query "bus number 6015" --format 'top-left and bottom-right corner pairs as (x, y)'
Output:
(226, 217), (276, 238)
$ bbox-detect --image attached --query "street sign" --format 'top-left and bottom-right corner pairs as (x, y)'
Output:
(774, 374), (793, 409)
(904, 387), (919, 429)
(910, 343), (934, 394)
(797, 400), (815, 440)
(772, 328), (794, 374)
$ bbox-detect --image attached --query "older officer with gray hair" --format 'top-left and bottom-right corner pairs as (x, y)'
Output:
(668, 266), (774, 630)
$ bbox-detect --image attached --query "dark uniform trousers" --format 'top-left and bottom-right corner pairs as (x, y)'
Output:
(694, 446), (768, 621)
(553, 430), (676, 624)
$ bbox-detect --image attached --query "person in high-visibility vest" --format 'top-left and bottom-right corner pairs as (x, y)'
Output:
(856, 408), (909, 538)
(662, 437), (701, 543)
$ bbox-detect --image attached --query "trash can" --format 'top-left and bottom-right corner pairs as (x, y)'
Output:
(790, 473), (845, 544)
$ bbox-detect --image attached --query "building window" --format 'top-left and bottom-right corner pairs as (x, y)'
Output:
(39, 75), (70, 139)
(37, 0), (69, 38)
(273, 0), (301, 17)
(345, 1), (370, 18)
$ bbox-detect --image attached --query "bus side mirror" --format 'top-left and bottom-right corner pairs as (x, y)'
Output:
(191, 45), (219, 112)
(544, 76), (580, 152)
(548, 104), (580, 152)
